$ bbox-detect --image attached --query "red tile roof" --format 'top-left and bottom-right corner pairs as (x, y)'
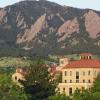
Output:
(49, 66), (61, 75)
(63, 59), (100, 69)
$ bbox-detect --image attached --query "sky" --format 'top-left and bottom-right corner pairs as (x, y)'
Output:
(0, 0), (100, 11)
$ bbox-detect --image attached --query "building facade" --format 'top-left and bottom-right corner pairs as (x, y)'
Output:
(12, 68), (27, 86)
(58, 53), (100, 96)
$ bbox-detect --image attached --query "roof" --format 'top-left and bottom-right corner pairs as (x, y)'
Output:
(49, 66), (61, 75)
(16, 68), (27, 75)
(63, 59), (100, 69)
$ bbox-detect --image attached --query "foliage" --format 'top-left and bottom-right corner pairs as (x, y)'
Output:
(0, 57), (30, 67)
(21, 59), (57, 100)
(92, 73), (100, 93)
(49, 93), (71, 100)
(73, 73), (100, 100)
(90, 73), (100, 100)
(92, 92), (100, 100)
(0, 73), (29, 100)
(73, 88), (93, 100)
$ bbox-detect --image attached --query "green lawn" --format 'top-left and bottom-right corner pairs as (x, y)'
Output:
(0, 57), (30, 67)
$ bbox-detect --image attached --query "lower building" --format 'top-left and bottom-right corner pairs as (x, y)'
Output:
(12, 68), (27, 87)
(58, 53), (100, 96)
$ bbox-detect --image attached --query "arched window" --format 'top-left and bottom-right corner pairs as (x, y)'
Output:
(69, 87), (72, 95)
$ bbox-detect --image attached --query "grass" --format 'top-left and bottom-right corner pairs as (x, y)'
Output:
(0, 54), (99, 67)
(0, 57), (30, 67)
(49, 54), (100, 62)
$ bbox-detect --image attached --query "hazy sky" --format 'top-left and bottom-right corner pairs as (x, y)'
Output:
(0, 0), (100, 11)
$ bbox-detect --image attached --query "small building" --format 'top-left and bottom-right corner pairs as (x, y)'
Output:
(58, 53), (100, 96)
(12, 68), (27, 86)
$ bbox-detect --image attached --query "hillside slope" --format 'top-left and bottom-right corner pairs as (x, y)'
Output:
(0, 0), (100, 56)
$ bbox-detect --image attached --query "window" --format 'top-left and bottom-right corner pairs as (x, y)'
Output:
(60, 60), (64, 64)
(69, 87), (72, 95)
(89, 56), (91, 59)
(83, 56), (86, 59)
(83, 72), (85, 76)
(70, 71), (72, 76)
(65, 80), (67, 83)
(63, 88), (65, 92)
(70, 80), (72, 83)
(76, 72), (79, 79)
(88, 71), (91, 75)
(88, 80), (91, 83)
(94, 71), (96, 76)
(15, 76), (17, 80)
(76, 80), (79, 83)
(83, 80), (85, 83)
(87, 56), (89, 59)
(65, 71), (67, 76)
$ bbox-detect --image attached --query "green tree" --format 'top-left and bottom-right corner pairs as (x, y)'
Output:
(73, 88), (93, 100)
(73, 72), (100, 100)
(92, 92), (100, 100)
(22, 59), (57, 100)
(92, 73), (100, 93)
(91, 73), (100, 100)
(49, 93), (71, 100)
(0, 73), (28, 100)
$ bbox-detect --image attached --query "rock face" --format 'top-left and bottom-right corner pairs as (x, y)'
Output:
(57, 18), (79, 42)
(17, 13), (46, 43)
(0, 9), (7, 23)
(84, 10), (100, 38)
(0, 0), (100, 56)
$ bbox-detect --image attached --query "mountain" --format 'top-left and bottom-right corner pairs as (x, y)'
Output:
(0, 0), (100, 57)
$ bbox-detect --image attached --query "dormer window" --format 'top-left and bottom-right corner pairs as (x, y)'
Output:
(89, 56), (91, 59)
(80, 53), (92, 60)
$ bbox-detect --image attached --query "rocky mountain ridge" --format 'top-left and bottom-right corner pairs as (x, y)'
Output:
(0, 0), (100, 56)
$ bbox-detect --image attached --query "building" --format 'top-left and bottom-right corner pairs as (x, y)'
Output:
(58, 53), (100, 96)
(12, 68), (27, 86)
(49, 57), (69, 75)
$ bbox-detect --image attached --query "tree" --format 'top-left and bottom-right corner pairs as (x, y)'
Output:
(73, 88), (93, 100)
(49, 93), (71, 100)
(21, 59), (57, 100)
(91, 73), (100, 100)
(0, 73), (28, 100)
(92, 92), (100, 100)
(73, 73), (100, 100)
(92, 73), (100, 93)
